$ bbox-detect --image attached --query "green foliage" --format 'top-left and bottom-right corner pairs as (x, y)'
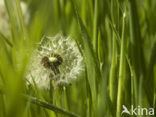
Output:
(0, 0), (156, 117)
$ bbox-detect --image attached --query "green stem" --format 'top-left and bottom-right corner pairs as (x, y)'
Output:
(109, 31), (118, 115)
(93, 0), (98, 53)
(49, 78), (53, 104)
(116, 12), (126, 117)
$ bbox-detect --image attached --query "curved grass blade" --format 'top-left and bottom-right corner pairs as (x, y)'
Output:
(23, 95), (80, 117)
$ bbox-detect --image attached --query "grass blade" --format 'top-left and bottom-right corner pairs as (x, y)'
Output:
(23, 95), (79, 117)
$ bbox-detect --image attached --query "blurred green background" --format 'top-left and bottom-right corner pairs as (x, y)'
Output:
(0, 0), (156, 117)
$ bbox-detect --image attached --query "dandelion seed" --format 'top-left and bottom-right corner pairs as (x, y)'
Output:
(26, 34), (84, 89)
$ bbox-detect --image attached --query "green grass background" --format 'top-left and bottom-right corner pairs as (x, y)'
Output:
(0, 0), (156, 117)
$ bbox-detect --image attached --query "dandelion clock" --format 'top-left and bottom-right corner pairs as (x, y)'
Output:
(26, 34), (84, 89)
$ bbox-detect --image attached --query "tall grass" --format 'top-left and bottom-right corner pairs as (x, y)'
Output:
(0, 0), (156, 117)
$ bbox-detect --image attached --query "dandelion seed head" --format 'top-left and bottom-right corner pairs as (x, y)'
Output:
(26, 34), (84, 89)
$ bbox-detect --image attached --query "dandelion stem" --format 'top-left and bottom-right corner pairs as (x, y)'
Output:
(49, 78), (53, 104)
